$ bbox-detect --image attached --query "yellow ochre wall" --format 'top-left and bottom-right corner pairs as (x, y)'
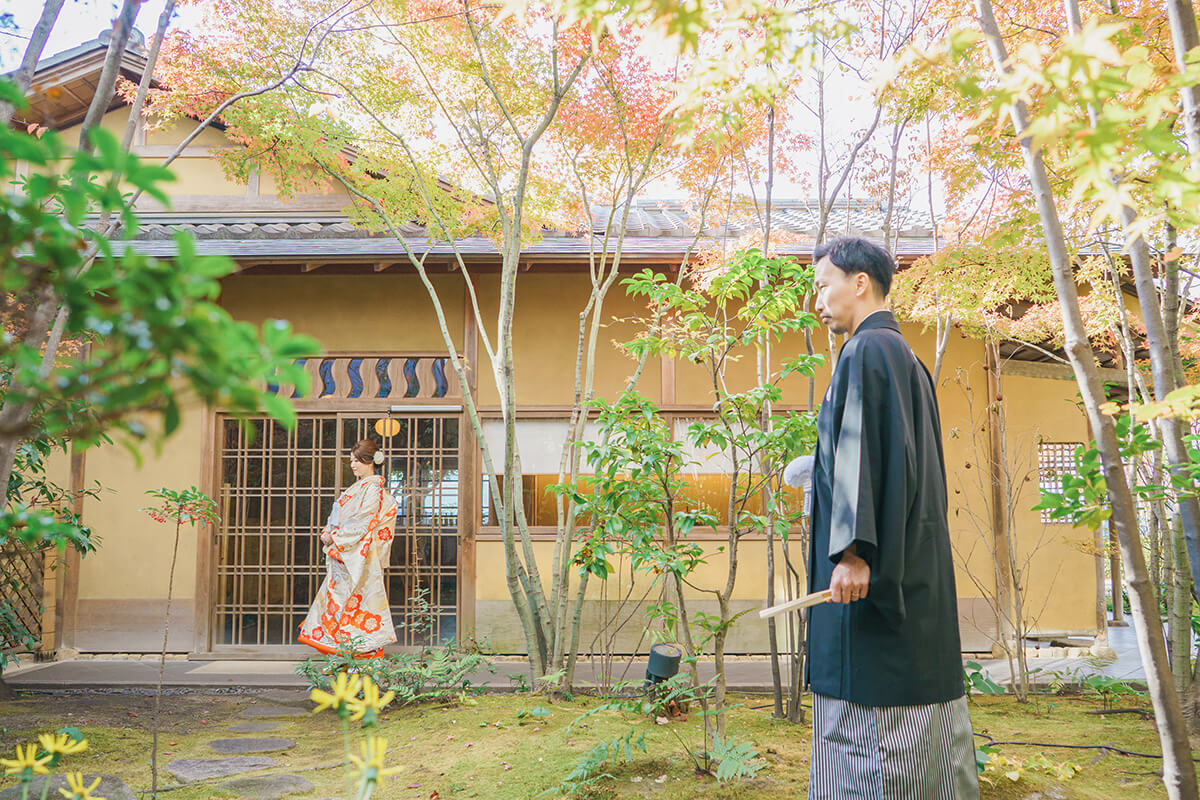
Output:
(72, 405), (205, 652)
(52, 109), (352, 204)
(999, 373), (1097, 634)
(220, 274), (466, 354)
(67, 266), (1098, 653)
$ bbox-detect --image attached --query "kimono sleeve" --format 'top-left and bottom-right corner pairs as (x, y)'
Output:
(322, 497), (342, 537)
(827, 339), (914, 626)
(329, 480), (382, 585)
(828, 341), (882, 563)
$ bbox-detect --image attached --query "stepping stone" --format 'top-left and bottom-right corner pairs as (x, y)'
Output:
(0, 775), (135, 800)
(167, 756), (277, 782)
(219, 774), (314, 799)
(228, 721), (284, 733)
(240, 703), (307, 719)
(257, 689), (311, 708)
(209, 738), (296, 754)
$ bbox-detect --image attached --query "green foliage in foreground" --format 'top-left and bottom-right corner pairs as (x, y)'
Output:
(0, 77), (318, 553)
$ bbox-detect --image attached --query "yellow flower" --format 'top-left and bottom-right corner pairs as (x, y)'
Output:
(1, 743), (52, 776)
(346, 675), (395, 723)
(310, 671), (363, 715)
(348, 735), (402, 784)
(58, 772), (105, 800)
(39, 733), (89, 756)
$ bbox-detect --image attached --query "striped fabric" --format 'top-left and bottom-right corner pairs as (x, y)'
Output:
(810, 693), (980, 800)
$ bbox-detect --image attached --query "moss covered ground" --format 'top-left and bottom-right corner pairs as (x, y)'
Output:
(0, 688), (1184, 798)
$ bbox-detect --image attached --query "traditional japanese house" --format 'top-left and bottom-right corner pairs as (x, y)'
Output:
(5, 37), (1123, 661)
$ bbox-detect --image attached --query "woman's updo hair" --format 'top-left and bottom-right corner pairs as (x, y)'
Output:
(351, 438), (380, 465)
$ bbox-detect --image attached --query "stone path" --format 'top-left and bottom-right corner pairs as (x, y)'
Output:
(209, 737), (297, 754)
(228, 721), (284, 733)
(257, 689), (311, 707)
(219, 774), (315, 799)
(167, 756), (279, 782)
(239, 703), (308, 719)
(154, 716), (317, 799)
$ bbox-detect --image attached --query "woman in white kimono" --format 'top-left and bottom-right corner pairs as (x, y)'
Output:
(299, 438), (398, 657)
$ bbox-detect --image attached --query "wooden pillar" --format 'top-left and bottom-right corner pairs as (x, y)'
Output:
(1109, 523), (1126, 625)
(459, 277), (479, 642)
(38, 547), (57, 656)
(194, 407), (217, 654)
(59, 446), (86, 652)
(985, 342), (1015, 652)
(660, 354), (675, 405)
(1080, 416), (1111, 640)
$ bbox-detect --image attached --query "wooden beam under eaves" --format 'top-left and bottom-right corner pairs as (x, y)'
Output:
(374, 262), (402, 272)
(303, 262), (329, 272)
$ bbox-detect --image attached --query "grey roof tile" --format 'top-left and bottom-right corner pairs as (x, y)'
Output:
(112, 200), (941, 259)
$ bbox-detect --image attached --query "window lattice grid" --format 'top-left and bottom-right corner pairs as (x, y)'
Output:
(214, 414), (460, 648)
(0, 542), (43, 651)
(1037, 442), (1081, 525)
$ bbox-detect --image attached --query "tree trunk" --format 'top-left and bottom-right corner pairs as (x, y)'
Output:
(761, 104), (788, 721)
(152, 516), (184, 796)
(1171, 513), (1193, 699)
(78, 0), (141, 153)
(1118, 204), (1200, 605)
(0, 0), (67, 127)
(1166, 0), (1200, 156)
(976, 1), (1200, 795)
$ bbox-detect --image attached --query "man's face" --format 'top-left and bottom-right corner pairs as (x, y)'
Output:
(813, 256), (868, 335)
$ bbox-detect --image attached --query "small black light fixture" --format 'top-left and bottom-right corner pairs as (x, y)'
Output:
(644, 642), (682, 686)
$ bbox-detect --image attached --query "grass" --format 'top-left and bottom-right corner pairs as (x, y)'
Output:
(0, 688), (1184, 799)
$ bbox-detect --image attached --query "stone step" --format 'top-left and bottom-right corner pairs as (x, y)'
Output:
(240, 703), (308, 719)
(209, 738), (296, 754)
(228, 721), (284, 733)
(167, 756), (277, 782)
(256, 689), (312, 709)
(219, 774), (314, 799)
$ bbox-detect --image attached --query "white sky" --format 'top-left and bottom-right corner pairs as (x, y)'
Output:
(0, 1), (178, 69)
(0, 0), (939, 213)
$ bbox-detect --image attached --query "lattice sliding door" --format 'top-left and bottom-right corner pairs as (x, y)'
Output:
(213, 413), (460, 649)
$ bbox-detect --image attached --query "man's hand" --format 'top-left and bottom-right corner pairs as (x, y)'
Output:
(830, 544), (870, 604)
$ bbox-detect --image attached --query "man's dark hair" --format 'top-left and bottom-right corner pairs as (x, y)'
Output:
(812, 236), (896, 298)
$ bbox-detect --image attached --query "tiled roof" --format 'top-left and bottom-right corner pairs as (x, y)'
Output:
(120, 200), (939, 262)
(130, 200), (936, 242)
(590, 200), (936, 239)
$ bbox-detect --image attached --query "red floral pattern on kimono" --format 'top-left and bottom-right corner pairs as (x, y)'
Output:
(298, 474), (399, 655)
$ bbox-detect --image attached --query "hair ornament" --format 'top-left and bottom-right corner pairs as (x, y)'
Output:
(373, 450), (385, 465)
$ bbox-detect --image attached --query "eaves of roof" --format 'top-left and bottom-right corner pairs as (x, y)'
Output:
(9, 35), (150, 130)
(114, 233), (940, 265)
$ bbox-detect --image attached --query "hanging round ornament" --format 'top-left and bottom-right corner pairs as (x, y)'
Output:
(375, 417), (401, 438)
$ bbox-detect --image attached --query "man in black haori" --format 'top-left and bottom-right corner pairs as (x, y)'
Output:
(804, 236), (980, 800)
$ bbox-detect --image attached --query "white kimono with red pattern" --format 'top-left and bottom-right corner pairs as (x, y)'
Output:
(299, 474), (398, 655)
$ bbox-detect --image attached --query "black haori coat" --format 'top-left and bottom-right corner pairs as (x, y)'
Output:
(805, 311), (965, 707)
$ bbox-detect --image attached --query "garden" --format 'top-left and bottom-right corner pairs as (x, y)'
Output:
(3, 0), (1200, 798)
(0, 659), (1176, 799)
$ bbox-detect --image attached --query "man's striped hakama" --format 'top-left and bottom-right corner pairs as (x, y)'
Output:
(809, 693), (980, 800)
